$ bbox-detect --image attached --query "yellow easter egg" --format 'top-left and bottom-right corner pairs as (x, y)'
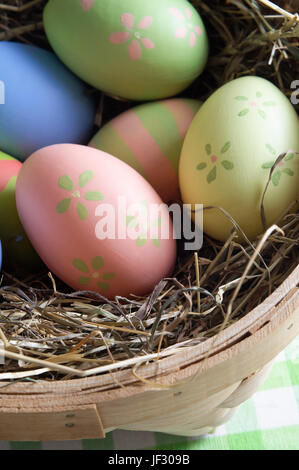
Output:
(179, 76), (299, 242)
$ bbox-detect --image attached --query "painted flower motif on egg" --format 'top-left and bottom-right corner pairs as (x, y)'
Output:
(169, 6), (203, 47)
(196, 142), (234, 184)
(235, 90), (277, 119)
(110, 14), (155, 61)
(261, 145), (297, 186)
(72, 256), (116, 291)
(56, 170), (104, 220)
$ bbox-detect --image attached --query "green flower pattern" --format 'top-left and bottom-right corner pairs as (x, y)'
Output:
(261, 144), (296, 186)
(73, 256), (116, 291)
(235, 91), (276, 119)
(56, 170), (104, 220)
(196, 141), (234, 183)
(126, 200), (162, 247)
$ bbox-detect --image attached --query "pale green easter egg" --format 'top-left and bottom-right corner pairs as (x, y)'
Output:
(179, 76), (299, 242)
(0, 151), (42, 271)
(89, 98), (201, 202)
(43, 0), (209, 101)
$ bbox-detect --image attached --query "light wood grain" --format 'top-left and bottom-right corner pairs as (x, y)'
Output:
(0, 404), (105, 441)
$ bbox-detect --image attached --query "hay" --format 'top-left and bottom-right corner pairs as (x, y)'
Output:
(0, 0), (298, 381)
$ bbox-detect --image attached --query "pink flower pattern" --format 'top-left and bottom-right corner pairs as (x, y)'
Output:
(169, 6), (202, 47)
(109, 13), (155, 61)
(80, 0), (94, 11)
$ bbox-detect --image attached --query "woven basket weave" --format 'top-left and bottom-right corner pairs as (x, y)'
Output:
(0, 265), (297, 441)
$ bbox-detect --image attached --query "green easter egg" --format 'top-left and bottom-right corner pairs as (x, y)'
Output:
(43, 0), (209, 101)
(0, 151), (42, 271)
(179, 76), (299, 242)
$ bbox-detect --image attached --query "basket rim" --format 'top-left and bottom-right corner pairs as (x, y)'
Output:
(1, 264), (298, 395)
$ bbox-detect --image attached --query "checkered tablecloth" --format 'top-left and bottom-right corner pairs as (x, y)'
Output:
(1, 336), (298, 451)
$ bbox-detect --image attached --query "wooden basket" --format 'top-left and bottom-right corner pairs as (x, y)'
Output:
(0, 265), (297, 441)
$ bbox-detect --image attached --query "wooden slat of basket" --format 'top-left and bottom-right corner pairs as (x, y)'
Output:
(100, 381), (243, 432)
(0, 404), (105, 441)
(220, 361), (274, 408)
(120, 393), (239, 436)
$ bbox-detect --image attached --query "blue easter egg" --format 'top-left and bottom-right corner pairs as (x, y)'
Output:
(0, 42), (97, 161)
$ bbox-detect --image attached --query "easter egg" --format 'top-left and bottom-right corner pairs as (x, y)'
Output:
(0, 151), (41, 270)
(43, 0), (209, 101)
(16, 144), (177, 299)
(89, 98), (201, 202)
(0, 42), (97, 161)
(179, 76), (299, 242)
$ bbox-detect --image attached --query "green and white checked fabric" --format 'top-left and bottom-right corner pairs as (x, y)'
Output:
(1, 336), (298, 451)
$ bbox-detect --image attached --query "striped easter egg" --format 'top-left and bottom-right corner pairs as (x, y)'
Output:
(0, 150), (41, 271)
(89, 98), (201, 202)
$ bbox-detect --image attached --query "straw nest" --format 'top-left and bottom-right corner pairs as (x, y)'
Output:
(0, 0), (298, 382)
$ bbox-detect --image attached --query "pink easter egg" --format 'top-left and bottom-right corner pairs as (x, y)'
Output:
(16, 144), (177, 299)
